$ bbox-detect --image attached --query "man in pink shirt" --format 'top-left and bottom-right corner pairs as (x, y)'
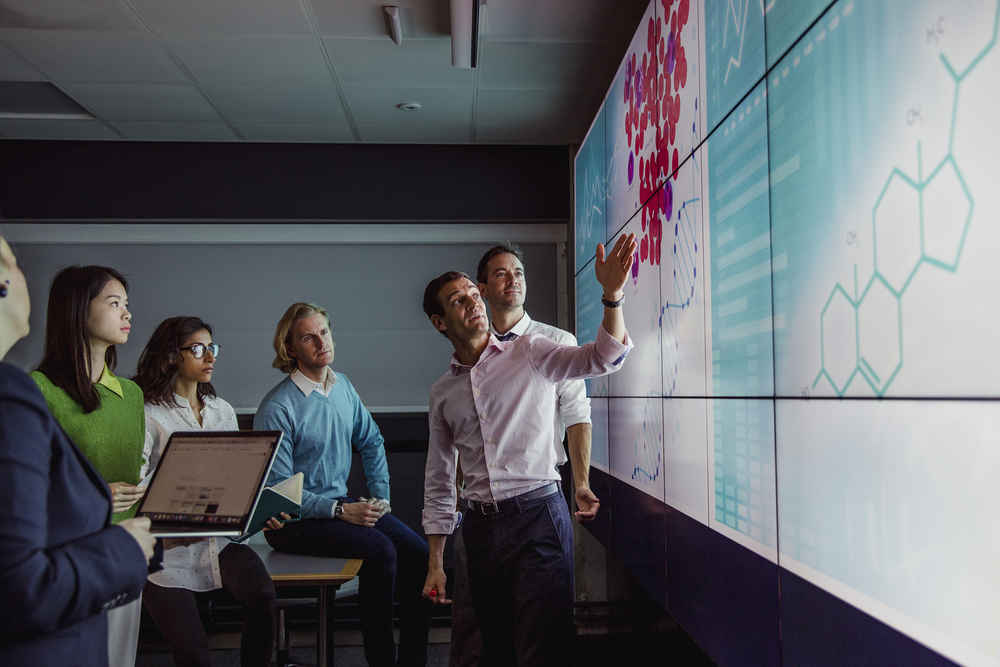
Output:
(420, 233), (637, 667)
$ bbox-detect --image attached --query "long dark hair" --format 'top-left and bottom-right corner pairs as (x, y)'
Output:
(36, 265), (129, 414)
(134, 316), (218, 408)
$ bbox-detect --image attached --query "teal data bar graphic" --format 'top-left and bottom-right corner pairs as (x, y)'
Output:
(712, 398), (776, 547)
(764, 0), (830, 67)
(708, 80), (774, 398)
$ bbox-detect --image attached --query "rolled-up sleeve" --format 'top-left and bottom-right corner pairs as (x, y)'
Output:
(554, 332), (591, 428)
(422, 392), (459, 536)
(527, 326), (633, 383)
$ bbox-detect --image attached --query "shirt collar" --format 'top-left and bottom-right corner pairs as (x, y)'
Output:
(173, 393), (213, 409)
(96, 365), (123, 398)
(290, 367), (336, 397)
(490, 311), (532, 339)
(448, 335), (509, 375)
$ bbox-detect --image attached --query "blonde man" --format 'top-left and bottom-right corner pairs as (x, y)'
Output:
(254, 302), (430, 667)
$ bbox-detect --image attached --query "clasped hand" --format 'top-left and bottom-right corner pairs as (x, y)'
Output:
(340, 497), (390, 527)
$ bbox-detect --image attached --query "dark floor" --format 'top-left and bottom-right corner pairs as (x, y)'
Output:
(137, 616), (714, 666)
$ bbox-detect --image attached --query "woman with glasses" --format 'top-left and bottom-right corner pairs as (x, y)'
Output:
(31, 264), (155, 667)
(134, 316), (278, 667)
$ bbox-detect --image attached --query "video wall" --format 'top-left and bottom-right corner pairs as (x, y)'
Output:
(574, 1), (1000, 665)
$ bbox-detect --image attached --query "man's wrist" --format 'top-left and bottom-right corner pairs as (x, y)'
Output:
(332, 501), (344, 519)
(601, 290), (624, 301)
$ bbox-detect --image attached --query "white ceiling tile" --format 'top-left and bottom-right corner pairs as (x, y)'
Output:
(479, 41), (610, 91)
(311, 0), (450, 38)
(476, 88), (590, 144)
(61, 83), (220, 121)
(343, 85), (472, 143)
(0, 0), (139, 31)
(129, 0), (309, 35)
(233, 121), (354, 142)
(0, 41), (42, 80)
(0, 118), (117, 139)
(112, 121), (237, 141)
(203, 81), (351, 125)
(324, 37), (471, 88)
(0, 30), (185, 82)
(168, 36), (330, 86)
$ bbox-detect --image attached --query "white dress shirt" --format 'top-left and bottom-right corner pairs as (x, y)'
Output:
(422, 325), (631, 536)
(290, 367), (337, 397)
(490, 312), (591, 465)
(145, 393), (239, 591)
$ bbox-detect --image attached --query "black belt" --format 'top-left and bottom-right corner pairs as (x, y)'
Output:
(461, 481), (560, 516)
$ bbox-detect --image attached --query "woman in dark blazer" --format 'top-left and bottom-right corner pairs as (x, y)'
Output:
(0, 236), (157, 666)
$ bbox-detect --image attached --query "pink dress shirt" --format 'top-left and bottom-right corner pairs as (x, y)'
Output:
(422, 325), (632, 535)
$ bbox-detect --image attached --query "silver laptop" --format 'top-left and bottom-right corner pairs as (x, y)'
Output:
(135, 430), (283, 537)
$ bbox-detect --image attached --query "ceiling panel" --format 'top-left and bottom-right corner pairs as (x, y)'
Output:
(0, 118), (117, 139)
(112, 120), (237, 141)
(479, 41), (611, 91)
(61, 83), (220, 121)
(486, 0), (634, 41)
(324, 37), (471, 88)
(0, 0), (139, 32)
(168, 36), (330, 86)
(233, 121), (355, 142)
(476, 88), (591, 144)
(203, 80), (351, 125)
(311, 0), (450, 38)
(0, 30), (185, 83)
(129, 0), (309, 36)
(0, 42), (41, 80)
(344, 85), (472, 143)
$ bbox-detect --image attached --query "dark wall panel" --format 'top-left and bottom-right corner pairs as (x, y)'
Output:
(0, 141), (569, 221)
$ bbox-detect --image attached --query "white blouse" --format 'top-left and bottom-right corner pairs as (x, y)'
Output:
(145, 393), (239, 592)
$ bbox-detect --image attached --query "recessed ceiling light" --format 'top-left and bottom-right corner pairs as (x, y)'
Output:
(396, 102), (422, 111)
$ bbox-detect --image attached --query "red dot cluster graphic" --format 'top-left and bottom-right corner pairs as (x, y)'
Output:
(623, 0), (691, 279)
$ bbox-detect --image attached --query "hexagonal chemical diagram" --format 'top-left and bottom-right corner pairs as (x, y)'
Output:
(820, 284), (857, 393)
(873, 171), (922, 295)
(922, 157), (973, 270)
(857, 274), (902, 395)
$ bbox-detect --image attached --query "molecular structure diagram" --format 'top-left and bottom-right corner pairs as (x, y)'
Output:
(812, 4), (995, 397)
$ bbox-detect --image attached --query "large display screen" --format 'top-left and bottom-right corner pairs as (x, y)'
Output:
(574, 1), (1000, 664)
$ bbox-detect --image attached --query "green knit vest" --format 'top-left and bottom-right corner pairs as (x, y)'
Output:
(31, 369), (146, 523)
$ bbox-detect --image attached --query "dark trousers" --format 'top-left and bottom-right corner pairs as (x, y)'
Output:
(448, 525), (482, 667)
(142, 542), (276, 667)
(462, 490), (575, 667)
(265, 504), (431, 667)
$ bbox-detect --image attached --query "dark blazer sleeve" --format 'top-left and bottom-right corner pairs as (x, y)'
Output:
(0, 366), (148, 639)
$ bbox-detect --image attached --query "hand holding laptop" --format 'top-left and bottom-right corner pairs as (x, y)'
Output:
(109, 482), (145, 513)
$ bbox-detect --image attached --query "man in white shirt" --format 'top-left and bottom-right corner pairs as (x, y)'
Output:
(448, 244), (599, 667)
(421, 234), (636, 667)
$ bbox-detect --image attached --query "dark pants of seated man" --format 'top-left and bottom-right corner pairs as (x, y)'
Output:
(462, 487), (574, 667)
(265, 499), (431, 667)
(142, 542), (276, 667)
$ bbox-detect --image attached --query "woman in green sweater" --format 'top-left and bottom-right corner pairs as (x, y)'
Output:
(32, 265), (149, 667)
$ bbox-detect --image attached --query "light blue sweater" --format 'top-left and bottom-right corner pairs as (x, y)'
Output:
(254, 372), (389, 518)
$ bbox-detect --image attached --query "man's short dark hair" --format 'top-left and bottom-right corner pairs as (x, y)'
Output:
(423, 271), (472, 320)
(476, 243), (524, 284)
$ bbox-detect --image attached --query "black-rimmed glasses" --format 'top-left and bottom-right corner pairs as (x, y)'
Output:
(179, 342), (220, 359)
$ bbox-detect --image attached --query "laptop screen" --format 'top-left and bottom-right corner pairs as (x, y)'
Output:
(137, 431), (281, 534)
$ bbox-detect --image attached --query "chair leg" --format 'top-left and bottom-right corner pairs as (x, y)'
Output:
(276, 607), (290, 667)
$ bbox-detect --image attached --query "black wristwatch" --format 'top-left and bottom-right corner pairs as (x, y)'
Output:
(601, 294), (624, 308)
(334, 503), (344, 518)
